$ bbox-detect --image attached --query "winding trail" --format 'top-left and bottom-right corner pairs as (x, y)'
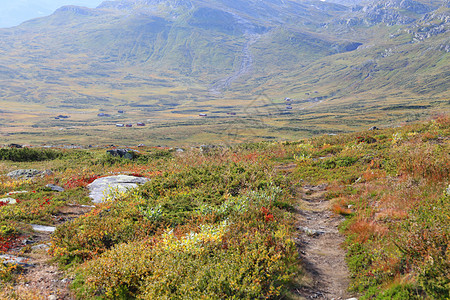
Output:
(294, 184), (354, 300)
(3, 204), (93, 299)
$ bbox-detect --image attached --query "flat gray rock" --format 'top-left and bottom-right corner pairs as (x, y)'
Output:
(0, 198), (17, 204)
(45, 184), (65, 192)
(87, 175), (149, 203)
(7, 169), (53, 179)
(31, 243), (51, 251)
(31, 224), (56, 233)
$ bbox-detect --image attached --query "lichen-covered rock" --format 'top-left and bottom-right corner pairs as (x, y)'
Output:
(7, 169), (53, 179)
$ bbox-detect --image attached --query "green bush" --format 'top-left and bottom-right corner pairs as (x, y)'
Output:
(0, 147), (61, 162)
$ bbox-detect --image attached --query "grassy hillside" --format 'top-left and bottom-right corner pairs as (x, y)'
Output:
(0, 116), (448, 299)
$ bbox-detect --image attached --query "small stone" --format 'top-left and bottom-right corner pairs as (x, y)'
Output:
(48, 295), (57, 300)
(298, 226), (326, 237)
(22, 239), (35, 245)
(45, 184), (65, 192)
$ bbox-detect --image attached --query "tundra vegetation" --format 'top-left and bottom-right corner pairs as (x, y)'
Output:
(0, 116), (448, 299)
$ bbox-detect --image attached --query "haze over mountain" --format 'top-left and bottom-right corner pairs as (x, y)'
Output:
(0, 0), (104, 28)
(0, 0), (448, 145)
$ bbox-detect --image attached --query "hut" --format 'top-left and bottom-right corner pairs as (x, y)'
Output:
(116, 124), (125, 127)
(199, 113), (207, 117)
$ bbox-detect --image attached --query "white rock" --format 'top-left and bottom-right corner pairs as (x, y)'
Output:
(0, 198), (17, 204)
(31, 224), (56, 233)
(87, 175), (149, 203)
(7, 191), (28, 195)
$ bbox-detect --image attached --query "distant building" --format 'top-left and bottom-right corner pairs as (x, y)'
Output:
(199, 113), (207, 117)
(137, 122), (145, 126)
(126, 124), (133, 127)
(116, 124), (124, 127)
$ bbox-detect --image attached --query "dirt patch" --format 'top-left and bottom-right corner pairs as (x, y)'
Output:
(293, 184), (355, 300)
(2, 204), (93, 299)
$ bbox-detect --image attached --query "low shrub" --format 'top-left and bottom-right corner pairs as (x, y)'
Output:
(0, 148), (61, 162)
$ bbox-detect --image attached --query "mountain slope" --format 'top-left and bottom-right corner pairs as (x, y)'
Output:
(0, 0), (448, 145)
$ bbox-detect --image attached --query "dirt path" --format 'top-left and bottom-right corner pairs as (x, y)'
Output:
(293, 184), (355, 300)
(3, 204), (93, 299)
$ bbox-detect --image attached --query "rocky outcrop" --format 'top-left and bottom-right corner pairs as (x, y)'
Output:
(339, 0), (436, 26)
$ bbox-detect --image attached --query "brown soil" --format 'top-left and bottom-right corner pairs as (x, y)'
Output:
(3, 204), (93, 299)
(293, 184), (355, 300)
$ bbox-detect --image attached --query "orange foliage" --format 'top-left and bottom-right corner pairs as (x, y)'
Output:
(348, 219), (388, 243)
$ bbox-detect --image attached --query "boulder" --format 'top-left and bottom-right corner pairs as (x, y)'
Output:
(87, 175), (149, 203)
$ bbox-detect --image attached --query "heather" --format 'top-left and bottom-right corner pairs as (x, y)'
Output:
(0, 116), (448, 299)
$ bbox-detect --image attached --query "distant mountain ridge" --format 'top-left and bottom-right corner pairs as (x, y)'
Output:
(0, 0), (448, 144)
